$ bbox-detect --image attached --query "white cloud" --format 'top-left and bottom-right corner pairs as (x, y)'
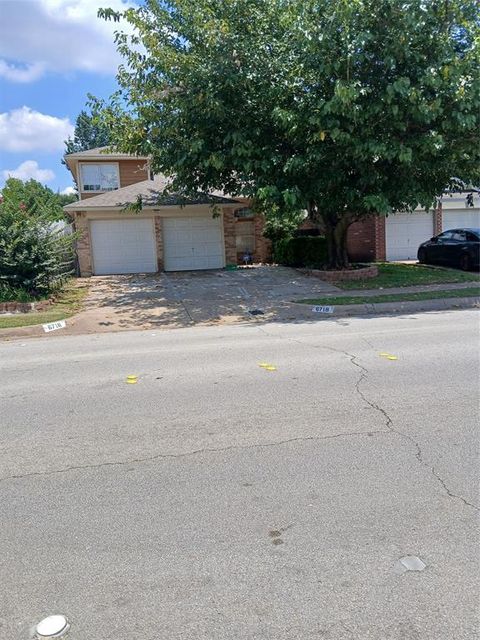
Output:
(0, 0), (137, 82)
(0, 106), (74, 152)
(60, 186), (76, 195)
(0, 60), (46, 83)
(2, 161), (55, 183)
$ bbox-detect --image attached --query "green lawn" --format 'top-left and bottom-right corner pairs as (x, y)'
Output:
(296, 286), (480, 306)
(336, 263), (480, 290)
(0, 281), (89, 330)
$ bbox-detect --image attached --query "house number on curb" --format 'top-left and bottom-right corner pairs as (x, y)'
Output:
(42, 320), (66, 333)
(312, 306), (334, 314)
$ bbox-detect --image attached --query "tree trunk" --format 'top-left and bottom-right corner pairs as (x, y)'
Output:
(323, 216), (352, 270)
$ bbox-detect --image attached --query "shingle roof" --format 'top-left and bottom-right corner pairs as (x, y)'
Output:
(64, 146), (148, 159)
(63, 176), (243, 211)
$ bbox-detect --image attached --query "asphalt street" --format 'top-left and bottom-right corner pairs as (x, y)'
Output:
(0, 309), (479, 639)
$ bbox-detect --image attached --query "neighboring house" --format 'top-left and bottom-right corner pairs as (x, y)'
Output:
(347, 190), (480, 262)
(63, 148), (270, 276)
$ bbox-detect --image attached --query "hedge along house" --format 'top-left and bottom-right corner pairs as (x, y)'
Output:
(346, 189), (480, 262)
(63, 148), (271, 276)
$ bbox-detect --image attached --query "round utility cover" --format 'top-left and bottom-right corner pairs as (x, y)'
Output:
(35, 615), (69, 638)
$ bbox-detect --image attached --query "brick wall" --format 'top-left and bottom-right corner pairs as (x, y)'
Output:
(346, 217), (377, 262)
(74, 212), (92, 276)
(434, 204), (442, 234)
(253, 214), (272, 262)
(223, 208), (237, 264)
(374, 216), (386, 261)
(154, 217), (164, 271)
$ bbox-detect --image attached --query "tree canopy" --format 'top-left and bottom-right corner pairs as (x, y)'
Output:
(0, 177), (75, 221)
(64, 106), (112, 155)
(97, 0), (480, 267)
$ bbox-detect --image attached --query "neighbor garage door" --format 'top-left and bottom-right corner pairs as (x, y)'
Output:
(163, 216), (225, 271)
(386, 212), (434, 260)
(442, 208), (480, 231)
(90, 219), (157, 275)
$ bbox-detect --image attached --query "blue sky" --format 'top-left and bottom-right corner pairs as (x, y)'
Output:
(0, 0), (138, 194)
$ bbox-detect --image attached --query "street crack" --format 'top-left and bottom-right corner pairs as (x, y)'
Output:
(349, 353), (479, 511)
(0, 429), (385, 484)
(256, 326), (480, 512)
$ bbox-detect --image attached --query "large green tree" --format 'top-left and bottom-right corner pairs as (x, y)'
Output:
(64, 106), (112, 155)
(97, 0), (480, 268)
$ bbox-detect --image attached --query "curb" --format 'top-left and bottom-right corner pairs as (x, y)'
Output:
(291, 295), (480, 318)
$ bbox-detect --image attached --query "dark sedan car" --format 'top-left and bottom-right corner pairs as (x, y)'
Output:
(417, 228), (480, 271)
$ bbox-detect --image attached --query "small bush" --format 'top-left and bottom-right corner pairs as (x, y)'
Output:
(274, 235), (328, 268)
(0, 218), (76, 297)
(0, 283), (35, 303)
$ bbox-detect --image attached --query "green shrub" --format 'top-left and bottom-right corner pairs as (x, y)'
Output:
(0, 218), (76, 297)
(0, 283), (35, 303)
(262, 207), (306, 245)
(274, 235), (328, 268)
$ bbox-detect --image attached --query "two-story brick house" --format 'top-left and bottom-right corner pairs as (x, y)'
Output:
(64, 147), (270, 276)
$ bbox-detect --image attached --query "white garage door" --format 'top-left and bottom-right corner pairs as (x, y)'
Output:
(386, 212), (434, 260)
(442, 208), (480, 231)
(163, 216), (225, 271)
(90, 219), (157, 275)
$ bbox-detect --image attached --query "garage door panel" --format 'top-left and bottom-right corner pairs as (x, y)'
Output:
(163, 216), (225, 271)
(169, 244), (195, 259)
(442, 208), (480, 231)
(386, 212), (434, 261)
(90, 219), (157, 275)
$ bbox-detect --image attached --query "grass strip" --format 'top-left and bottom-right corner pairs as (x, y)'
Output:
(0, 281), (89, 330)
(336, 263), (480, 290)
(296, 287), (480, 306)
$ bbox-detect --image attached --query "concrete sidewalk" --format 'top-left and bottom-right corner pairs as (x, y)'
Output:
(287, 294), (480, 319)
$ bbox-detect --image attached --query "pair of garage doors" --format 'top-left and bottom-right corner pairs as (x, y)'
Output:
(385, 208), (480, 261)
(90, 216), (225, 275)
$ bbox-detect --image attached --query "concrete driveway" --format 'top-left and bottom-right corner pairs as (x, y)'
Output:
(64, 266), (340, 334)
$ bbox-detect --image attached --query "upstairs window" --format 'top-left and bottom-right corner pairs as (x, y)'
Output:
(80, 163), (119, 192)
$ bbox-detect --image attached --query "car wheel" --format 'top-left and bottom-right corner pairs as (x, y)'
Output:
(460, 253), (471, 271)
(418, 248), (428, 264)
